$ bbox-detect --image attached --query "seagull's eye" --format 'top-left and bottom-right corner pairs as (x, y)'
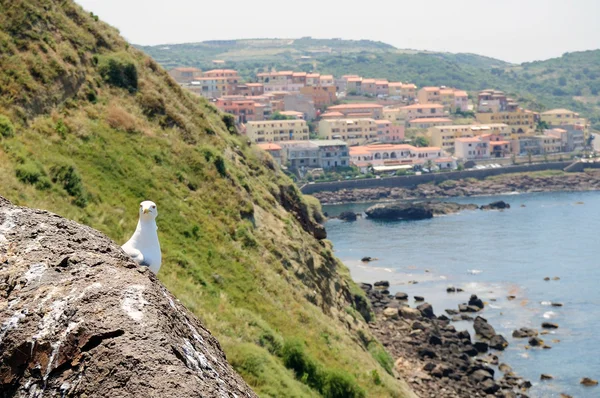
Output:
(152, 205), (156, 209)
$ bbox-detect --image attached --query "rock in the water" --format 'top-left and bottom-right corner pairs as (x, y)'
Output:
(365, 201), (480, 221)
(489, 335), (509, 350)
(551, 302), (563, 307)
(417, 303), (435, 319)
(338, 211), (358, 221)
(446, 286), (457, 293)
(512, 328), (538, 338)
(581, 377), (599, 386)
(395, 292), (409, 300)
(468, 294), (484, 310)
(529, 337), (545, 347)
(474, 341), (489, 353)
(540, 374), (554, 380)
(0, 196), (257, 397)
(365, 202), (434, 221)
(474, 316), (496, 339)
(481, 200), (510, 210)
(542, 322), (559, 329)
(374, 280), (389, 287)
(362, 256), (374, 262)
(414, 295), (425, 302)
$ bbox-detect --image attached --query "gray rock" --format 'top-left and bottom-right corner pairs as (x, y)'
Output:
(489, 335), (509, 351)
(0, 196), (257, 397)
(474, 316), (496, 339)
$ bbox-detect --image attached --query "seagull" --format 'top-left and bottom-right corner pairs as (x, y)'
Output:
(122, 200), (162, 274)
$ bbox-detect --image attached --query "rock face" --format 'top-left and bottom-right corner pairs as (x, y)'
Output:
(0, 197), (256, 397)
(480, 200), (510, 210)
(365, 201), (481, 221)
(337, 211), (358, 221)
(365, 203), (434, 221)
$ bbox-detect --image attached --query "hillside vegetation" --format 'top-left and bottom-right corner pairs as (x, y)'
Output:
(0, 1), (414, 397)
(139, 39), (600, 130)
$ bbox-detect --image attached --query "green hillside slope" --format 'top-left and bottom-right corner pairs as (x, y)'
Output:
(0, 1), (414, 397)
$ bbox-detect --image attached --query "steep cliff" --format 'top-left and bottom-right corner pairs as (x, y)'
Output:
(0, 0), (413, 396)
(0, 196), (257, 397)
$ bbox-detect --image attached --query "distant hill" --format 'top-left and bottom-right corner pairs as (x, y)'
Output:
(139, 39), (600, 130)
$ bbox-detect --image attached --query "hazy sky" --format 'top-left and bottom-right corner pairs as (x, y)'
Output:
(76, 0), (599, 64)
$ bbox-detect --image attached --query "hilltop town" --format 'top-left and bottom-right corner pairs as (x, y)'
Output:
(169, 67), (591, 179)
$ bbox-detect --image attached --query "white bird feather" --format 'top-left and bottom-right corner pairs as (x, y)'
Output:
(122, 200), (162, 274)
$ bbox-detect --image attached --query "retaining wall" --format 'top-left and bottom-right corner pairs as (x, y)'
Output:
(300, 162), (574, 194)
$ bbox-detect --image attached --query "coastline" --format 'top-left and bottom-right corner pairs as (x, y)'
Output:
(362, 281), (532, 398)
(324, 190), (600, 398)
(313, 170), (600, 205)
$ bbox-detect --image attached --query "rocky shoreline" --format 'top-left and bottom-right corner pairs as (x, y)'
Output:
(314, 170), (600, 204)
(363, 282), (531, 398)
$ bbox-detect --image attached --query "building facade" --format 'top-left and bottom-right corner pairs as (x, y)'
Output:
(246, 120), (309, 143)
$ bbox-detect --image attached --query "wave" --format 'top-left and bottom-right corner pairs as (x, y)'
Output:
(467, 269), (483, 275)
(543, 311), (558, 319)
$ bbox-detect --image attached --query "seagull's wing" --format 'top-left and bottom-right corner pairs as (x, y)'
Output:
(122, 244), (145, 265)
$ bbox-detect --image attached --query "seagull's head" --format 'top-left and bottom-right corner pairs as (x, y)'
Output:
(139, 200), (158, 220)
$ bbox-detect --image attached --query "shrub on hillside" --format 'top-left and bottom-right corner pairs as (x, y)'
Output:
(15, 161), (51, 190)
(323, 370), (366, 398)
(0, 115), (15, 138)
(106, 104), (138, 133)
(97, 53), (138, 93)
(50, 163), (88, 207)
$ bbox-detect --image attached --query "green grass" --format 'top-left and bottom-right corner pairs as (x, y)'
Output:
(0, 2), (413, 397)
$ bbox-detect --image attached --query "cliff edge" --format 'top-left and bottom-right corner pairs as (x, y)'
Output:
(0, 196), (257, 397)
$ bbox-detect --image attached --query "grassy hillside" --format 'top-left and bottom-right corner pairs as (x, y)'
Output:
(0, 2), (414, 397)
(139, 39), (600, 130)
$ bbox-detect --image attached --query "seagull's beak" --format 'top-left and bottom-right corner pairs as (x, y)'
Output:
(143, 208), (149, 214)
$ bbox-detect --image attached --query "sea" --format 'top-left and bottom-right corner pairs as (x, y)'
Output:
(324, 191), (600, 398)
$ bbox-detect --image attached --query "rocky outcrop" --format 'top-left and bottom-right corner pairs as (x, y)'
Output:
(0, 197), (256, 397)
(364, 201), (504, 221)
(362, 282), (529, 398)
(337, 211), (358, 221)
(480, 200), (510, 210)
(313, 170), (600, 204)
(365, 203), (434, 221)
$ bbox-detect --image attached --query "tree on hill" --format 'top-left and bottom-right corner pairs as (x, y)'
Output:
(270, 111), (296, 120)
(536, 120), (550, 133)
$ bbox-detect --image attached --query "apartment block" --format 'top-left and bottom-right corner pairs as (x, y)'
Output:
(429, 123), (510, 150)
(476, 109), (536, 134)
(400, 104), (445, 121)
(349, 144), (455, 171)
(455, 137), (490, 160)
(326, 103), (384, 119)
(246, 120), (309, 143)
(318, 118), (377, 146)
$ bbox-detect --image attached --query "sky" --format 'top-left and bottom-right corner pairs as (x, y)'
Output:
(75, 0), (599, 64)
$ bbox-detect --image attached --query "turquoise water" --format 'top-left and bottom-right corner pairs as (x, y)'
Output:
(324, 191), (600, 398)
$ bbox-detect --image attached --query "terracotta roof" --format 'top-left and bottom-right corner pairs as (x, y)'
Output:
(347, 78), (362, 82)
(328, 103), (384, 110)
(375, 120), (391, 125)
(453, 90), (468, 97)
(439, 89), (454, 94)
(257, 143), (282, 151)
(362, 79), (376, 84)
(245, 83), (264, 87)
(421, 86), (440, 92)
(388, 82), (404, 87)
(402, 104), (444, 109)
(401, 84), (417, 89)
(320, 111), (344, 117)
(488, 141), (510, 146)
(409, 118), (453, 123)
